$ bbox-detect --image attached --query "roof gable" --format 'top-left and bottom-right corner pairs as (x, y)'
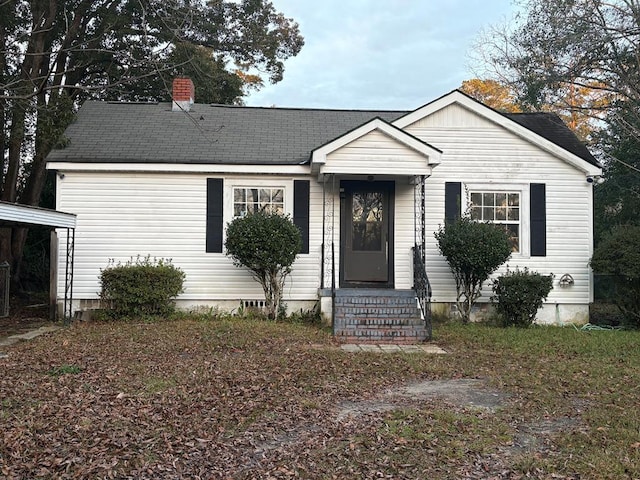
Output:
(311, 117), (442, 160)
(393, 90), (601, 174)
(311, 117), (441, 177)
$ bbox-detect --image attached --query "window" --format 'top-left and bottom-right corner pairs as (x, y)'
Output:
(233, 187), (284, 218)
(470, 191), (521, 252)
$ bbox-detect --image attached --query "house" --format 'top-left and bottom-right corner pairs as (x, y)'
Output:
(46, 78), (601, 342)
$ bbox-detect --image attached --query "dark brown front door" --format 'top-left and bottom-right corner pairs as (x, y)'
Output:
(341, 181), (394, 287)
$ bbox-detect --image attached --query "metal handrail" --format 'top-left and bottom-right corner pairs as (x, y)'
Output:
(413, 244), (432, 341)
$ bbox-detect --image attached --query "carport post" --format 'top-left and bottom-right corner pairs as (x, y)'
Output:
(50, 231), (58, 320)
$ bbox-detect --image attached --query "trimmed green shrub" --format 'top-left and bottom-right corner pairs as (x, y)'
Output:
(99, 255), (185, 318)
(590, 226), (640, 327)
(491, 268), (554, 328)
(435, 216), (512, 323)
(225, 211), (301, 320)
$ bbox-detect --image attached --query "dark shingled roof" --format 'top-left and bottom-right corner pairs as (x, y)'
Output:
(47, 100), (598, 167)
(504, 112), (598, 167)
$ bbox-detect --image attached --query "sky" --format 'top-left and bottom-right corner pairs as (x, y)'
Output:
(245, 0), (516, 110)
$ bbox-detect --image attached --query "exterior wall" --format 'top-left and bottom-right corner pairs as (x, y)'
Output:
(57, 170), (419, 315)
(406, 103), (595, 318)
(55, 171), (325, 312)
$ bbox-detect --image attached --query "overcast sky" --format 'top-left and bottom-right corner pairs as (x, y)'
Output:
(245, 0), (516, 110)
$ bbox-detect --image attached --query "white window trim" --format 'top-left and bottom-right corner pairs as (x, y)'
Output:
(223, 178), (294, 240)
(463, 182), (530, 258)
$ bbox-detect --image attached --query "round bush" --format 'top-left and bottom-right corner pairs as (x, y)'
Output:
(491, 268), (553, 327)
(99, 256), (185, 318)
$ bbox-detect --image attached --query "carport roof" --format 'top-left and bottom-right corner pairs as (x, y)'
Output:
(0, 202), (76, 229)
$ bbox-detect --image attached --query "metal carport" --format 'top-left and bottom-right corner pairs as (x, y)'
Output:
(0, 201), (77, 322)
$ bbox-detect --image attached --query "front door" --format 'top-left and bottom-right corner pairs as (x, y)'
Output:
(340, 180), (394, 287)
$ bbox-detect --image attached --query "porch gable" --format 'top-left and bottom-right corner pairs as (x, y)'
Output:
(310, 117), (441, 178)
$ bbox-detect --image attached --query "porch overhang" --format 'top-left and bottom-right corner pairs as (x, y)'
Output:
(310, 117), (441, 180)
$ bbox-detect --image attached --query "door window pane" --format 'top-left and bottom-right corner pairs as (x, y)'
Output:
(352, 192), (383, 251)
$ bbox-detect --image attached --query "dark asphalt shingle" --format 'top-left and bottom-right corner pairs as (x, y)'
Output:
(47, 100), (598, 167)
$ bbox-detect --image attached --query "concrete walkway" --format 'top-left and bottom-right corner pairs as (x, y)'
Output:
(0, 325), (61, 348)
(340, 344), (447, 354)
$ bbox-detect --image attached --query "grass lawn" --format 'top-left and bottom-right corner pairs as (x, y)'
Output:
(1, 316), (639, 479)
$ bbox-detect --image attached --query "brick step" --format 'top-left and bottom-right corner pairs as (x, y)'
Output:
(335, 296), (418, 304)
(335, 309), (421, 319)
(334, 327), (428, 344)
(334, 317), (425, 327)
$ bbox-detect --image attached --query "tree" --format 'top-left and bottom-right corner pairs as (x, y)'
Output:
(471, 0), (627, 140)
(435, 216), (512, 323)
(224, 212), (302, 320)
(0, 0), (303, 289)
(594, 104), (640, 243)
(590, 226), (640, 326)
(460, 79), (522, 113)
(471, 0), (640, 252)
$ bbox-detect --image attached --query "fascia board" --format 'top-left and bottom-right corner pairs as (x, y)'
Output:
(46, 162), (311, 175)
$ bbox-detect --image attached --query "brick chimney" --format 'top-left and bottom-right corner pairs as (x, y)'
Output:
(172, 77), (195, 112)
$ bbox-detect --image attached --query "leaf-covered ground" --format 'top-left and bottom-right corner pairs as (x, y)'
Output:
(1, 317), (640, 479)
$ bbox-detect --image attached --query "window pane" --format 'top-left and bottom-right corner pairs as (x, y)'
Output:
(248, 188), (259, 203)
(470, 192), (482, 207)
(234, 204), (246, 217)
(508, 207), (519, 221)
(496, 206), (507, 221)
(506, 224), (520, 252)
(352, 222), (382, 251)
(273, 189), (284, 203)
(508, 194), (520, 207)
(259, 188), (271, 203)
(483, 207), (494, 220)
(471, 206), (482, 220)
(234, 188), (246, 203)
(496, 193), (507, 207)
(483, 193), (495, 206)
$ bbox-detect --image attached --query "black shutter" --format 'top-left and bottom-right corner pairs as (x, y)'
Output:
(206, 178), (223, 253)
(530, 183), (546, 257)
(293, 180), (310, 254)
(445, 182), (462, 224)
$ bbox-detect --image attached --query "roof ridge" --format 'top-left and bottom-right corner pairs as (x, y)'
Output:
(207, 103), (409, 114)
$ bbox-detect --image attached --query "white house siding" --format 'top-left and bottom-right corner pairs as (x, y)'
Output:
(394, 181), (417, 290)
(55, 171), (324, 313)
(406, 104), (594, 324)
(324, 130), (432, 176)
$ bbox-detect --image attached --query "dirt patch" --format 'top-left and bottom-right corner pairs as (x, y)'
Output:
(505, 417), (582, 455)
(337, 378), (509, 421)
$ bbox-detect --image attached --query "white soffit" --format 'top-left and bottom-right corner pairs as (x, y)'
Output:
(0, 201), (76, 229)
